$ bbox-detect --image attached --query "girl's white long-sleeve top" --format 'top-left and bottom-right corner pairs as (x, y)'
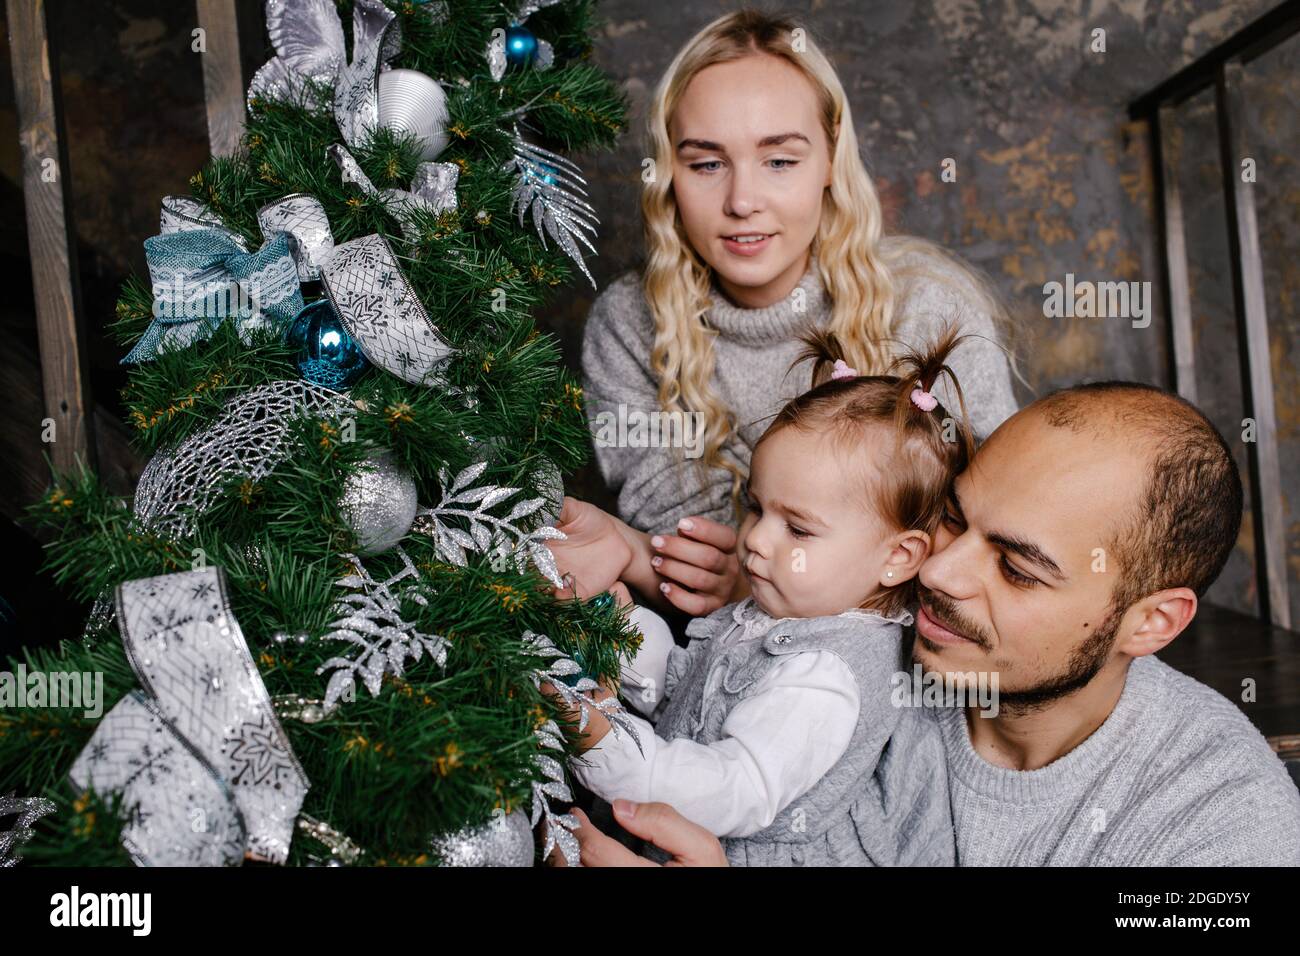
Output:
(570, 599), (865, 839)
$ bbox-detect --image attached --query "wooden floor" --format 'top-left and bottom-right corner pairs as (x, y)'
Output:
(1159, 602), (1300, 773)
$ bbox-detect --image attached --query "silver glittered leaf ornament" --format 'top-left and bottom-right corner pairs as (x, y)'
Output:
(0, 791), (56, 867)
(133, 381), (355, 539)
(316, 547), (449, 715)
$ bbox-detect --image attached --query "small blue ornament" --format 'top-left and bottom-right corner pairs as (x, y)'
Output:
(586, 591), (615, 611)
(557, 645), (597, 688)
(524, 161), (558, 186)
(286, 299), (370, 391)
(504, 23), (538, 68)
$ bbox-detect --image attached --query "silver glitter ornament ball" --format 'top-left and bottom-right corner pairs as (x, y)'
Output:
(429, 809), (534, 867)
(339, 449), (419, 556)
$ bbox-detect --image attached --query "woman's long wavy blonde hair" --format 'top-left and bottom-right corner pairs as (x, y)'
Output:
(640, 8), (1015, 525)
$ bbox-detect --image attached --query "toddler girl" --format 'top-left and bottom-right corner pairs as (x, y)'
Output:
(566, 325), (976, 866)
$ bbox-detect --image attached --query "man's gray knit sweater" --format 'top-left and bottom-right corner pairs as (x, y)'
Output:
(924, 651), (1300, 865)
(580, 240), (1020, 537)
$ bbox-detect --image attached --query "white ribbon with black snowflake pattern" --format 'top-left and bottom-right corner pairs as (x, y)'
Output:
(69, 566), (311, 865)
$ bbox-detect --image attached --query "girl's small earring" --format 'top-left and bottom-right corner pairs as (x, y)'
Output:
(885, 571), (894, 579)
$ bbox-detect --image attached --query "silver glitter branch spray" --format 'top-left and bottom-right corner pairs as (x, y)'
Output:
(0, 792), (56, 866)
(316, 546), (450, 715)
(522, 630), (643, 865)
(501, 125), (600, 290)
(411, 459), (568, 589)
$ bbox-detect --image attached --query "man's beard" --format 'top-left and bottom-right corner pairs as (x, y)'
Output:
(914, 591), (1125, 716)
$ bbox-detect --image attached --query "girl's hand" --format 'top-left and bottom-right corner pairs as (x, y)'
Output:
(651, 516), (742, 616)
(537, 582), (628, 752)
(545, 497), (634, 600)
(605, 581), (634, 610)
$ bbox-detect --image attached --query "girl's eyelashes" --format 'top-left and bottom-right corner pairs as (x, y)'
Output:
(741, 489), (808, 538)
(999, 555), (1039, 588)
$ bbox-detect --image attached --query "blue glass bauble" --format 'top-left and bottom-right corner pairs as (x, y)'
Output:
(504, 23), (538, 67)
(286, 299), (370, 391)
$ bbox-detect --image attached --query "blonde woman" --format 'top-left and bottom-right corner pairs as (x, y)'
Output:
(556, 9), (1019, 618)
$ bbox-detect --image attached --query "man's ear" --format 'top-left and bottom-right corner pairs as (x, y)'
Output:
(880, 530), (930, 588)
(1113, 587), (1198, 658)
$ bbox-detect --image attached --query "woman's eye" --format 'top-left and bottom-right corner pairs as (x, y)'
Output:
(786, 523), (810, 539)
(941, 507), (964, 531)
(999, 555), (1038, 588)
(688, 159), (796, 173)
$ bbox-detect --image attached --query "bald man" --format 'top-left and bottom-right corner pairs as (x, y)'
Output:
(553, 381), (1300, 866)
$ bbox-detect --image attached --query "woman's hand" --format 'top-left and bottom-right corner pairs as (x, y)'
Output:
(544, 801), (729, 867)
(651, 517), (743, 616)
(545, 497), (634, 600)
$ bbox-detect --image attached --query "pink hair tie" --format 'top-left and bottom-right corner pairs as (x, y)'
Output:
(830, 359), (858, 381)
(910, 384), (938, 411)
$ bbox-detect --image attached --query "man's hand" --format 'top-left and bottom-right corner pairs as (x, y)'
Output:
(546, 497), (634, 600)
(545, 802), (729, 867)
(651, 516), (742, 616)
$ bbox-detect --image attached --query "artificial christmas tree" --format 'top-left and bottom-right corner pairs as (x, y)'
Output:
(1, 0), (638, 867)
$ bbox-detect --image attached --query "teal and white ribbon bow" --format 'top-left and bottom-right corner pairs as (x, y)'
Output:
(123, 227), (303, 365)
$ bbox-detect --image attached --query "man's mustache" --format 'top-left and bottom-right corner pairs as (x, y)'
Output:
(917, 585), (993, 651)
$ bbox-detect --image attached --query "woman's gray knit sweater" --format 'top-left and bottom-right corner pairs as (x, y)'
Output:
(581, 240), (1020, 536)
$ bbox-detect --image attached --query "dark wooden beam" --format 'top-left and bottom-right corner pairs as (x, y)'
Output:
(195, 0), (246, 158)
(1150, 105), (1197, 406)
(6, 0), (96, 480)
(0, 336), (144, 539)
(1129, 0), (1300, 117)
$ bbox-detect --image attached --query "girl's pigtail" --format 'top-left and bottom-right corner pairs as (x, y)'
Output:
(793, 327), (850, 388)
(888, 322), (977, 464)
